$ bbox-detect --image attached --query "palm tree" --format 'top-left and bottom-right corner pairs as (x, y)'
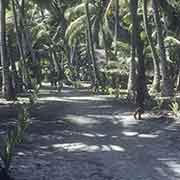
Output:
(127, 0), (137, 98)
(114, 0), (119, 56)
(65, 1), (103, 87)
(85, 2), (99, 87)
(142, 0), (160, 93)
(0, 0), (14, 99)
(0, 0), (7, 96)
(129, 0), (147, 107)
(152, 0), (173, 96)
(11, 0), (28, 89)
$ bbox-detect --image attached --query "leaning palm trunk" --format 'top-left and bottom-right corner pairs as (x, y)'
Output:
(142, 0), (160, 93)
(152, 0), (173, 96)
(85, 2), (99, 88)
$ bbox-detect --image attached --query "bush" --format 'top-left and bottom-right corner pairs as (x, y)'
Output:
(0, 104), (29, 179)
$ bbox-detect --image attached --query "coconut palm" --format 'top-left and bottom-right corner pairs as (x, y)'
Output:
(0, 0), (16, 99)
(142, 0), (160, 93)
(152, 0), (173, 96)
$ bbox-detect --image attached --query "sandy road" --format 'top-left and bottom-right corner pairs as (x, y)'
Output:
(6, 85), (180, 180)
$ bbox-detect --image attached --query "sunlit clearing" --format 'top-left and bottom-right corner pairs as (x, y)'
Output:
(122, 131), (138, 136)
(52, 143), (125, 152)
(138, 134), (158, 138)
(65, 115), (99, 125)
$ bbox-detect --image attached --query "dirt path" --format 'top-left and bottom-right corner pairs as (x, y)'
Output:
(6, 85), (180, 179)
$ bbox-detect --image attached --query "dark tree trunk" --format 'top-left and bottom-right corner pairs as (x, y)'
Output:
(129, 0), (148, 108)
(128, 0), (137, 99)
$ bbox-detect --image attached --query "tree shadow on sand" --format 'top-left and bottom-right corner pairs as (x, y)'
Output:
(1, 86), (180, 180)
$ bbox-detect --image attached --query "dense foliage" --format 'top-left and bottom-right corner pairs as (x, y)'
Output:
(1, 0), (180, 103)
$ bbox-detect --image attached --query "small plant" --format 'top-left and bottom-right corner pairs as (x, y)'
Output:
(29, 80), (40, 105)
(0, 104), (29, 179)
(152, 98), (164, 112)
(170, 101), (180, 118)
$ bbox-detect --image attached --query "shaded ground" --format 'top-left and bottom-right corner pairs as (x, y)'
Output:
(1, 84), (180, 180)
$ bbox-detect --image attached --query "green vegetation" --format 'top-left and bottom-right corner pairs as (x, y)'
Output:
(1, 0), (180, 102)
(0, 104), (29, 179)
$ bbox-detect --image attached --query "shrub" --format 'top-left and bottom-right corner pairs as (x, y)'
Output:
(0, 104), (29, 179)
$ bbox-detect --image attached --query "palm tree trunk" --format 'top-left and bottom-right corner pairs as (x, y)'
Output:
(176, 50), (180, 91)
(152, 0), (173, 96)
(0, 0), (10, 99)
(176, 69), (180, 91)
(12, 0), (27, 89)
(142, 0), (160, 93)
(102, 28), (109, 64)
(7, 32), (17, 96)
(128, 0), (137, 98)
(85, 2), (99, 88)
(86, 29), (94, 83)
(114, 0), (119, 56)
(129, 0), (148, 107)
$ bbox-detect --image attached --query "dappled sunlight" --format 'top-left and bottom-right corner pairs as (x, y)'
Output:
(81, 130), (159, 140)
(87, 114), (113, 120)
(64, 115), (100, 125)
(17, 152), (26, 156)
(38, 96), (81, 103)
(165, 161), (180, 176)
(64, 95), (112, 101)
(88, 105), (113, 109)
(113, 113), (138, 127)
(37, 95), (114, 104)
(122, 131), (139, 136)
(156, 159), (180, 178)
(122, 131), (159, 138)
(81, 132), (106, 138)
(138, 134), (159, 138)
(1, 83), (179, 180)
(0, 97), (30, 104)
(51, 142), (125, 152)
